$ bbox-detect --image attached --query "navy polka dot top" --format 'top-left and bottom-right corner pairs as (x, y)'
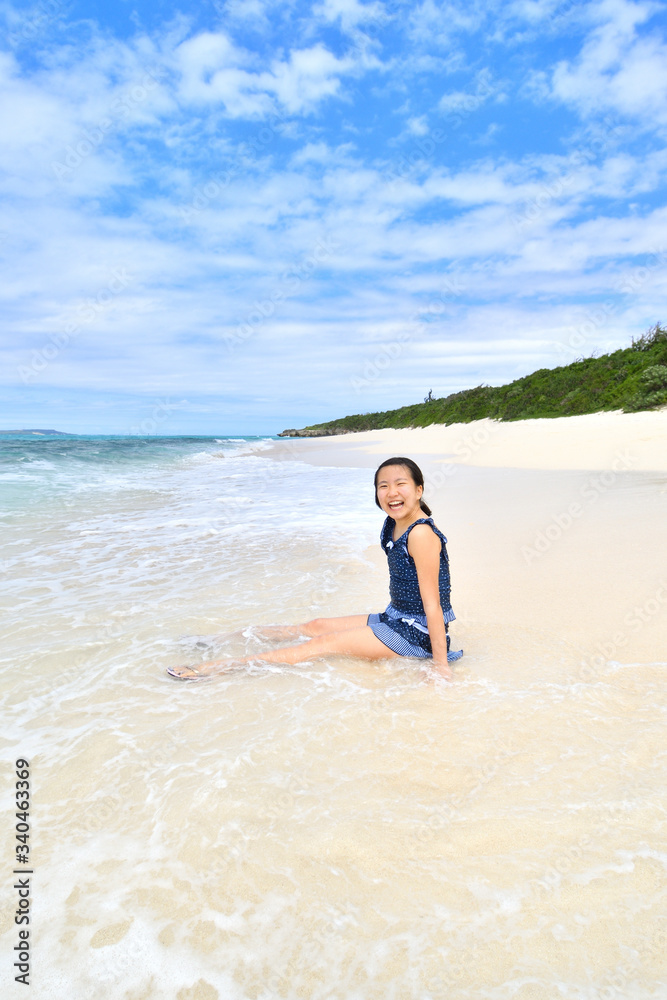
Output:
(381, 516), (454, 617)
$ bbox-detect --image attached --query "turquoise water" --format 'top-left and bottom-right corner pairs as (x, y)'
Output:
(0, 434), (272, 509)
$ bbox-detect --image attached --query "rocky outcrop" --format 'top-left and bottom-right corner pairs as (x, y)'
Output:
(278, 427), (353, 437)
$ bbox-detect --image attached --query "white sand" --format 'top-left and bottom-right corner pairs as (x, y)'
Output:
(262, 411), (667, 666)
(267, 409), (667, 472)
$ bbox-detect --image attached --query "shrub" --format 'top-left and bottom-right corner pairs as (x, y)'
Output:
(632, 322), (667, 351)
(639, 365), (667, 392)
(624, 389), (667, 412)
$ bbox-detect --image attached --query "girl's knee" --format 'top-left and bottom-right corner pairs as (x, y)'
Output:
(302, 618), (328, 636)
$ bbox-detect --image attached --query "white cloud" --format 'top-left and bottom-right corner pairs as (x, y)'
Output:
(221, 0), (273, 28)
(551, 0), (667, 127)
(175, 31), (271, 115)
(506, 0), (556, 24)
(314, 0), (387, 32)
(406, 116), (429, 135)
(408, 0), (482, 45)
(438, 70), (502, 116)
(264, 44), (356, 113)
(290, 141), (358, 165)
(0, 37), (174, 204)
(176, 32), (358, 115)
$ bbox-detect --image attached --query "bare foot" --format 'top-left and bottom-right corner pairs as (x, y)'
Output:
(166, 657), (251, 680)
(166, 664), (209, 680)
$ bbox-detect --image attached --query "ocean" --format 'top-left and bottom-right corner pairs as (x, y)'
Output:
(1, 435), (664, 999)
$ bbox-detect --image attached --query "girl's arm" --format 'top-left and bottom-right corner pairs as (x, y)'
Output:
(407, 525), (452, 680)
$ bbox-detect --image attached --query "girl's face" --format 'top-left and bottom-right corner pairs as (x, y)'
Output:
(375, 465), (423, 519)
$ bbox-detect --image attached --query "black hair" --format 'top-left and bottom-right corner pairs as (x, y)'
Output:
(373, 457), (432, 516)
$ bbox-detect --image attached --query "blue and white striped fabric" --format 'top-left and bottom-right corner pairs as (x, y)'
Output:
(368, 603), (463, 661)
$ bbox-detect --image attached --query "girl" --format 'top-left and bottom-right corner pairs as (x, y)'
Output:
(167, 457), (462, 681)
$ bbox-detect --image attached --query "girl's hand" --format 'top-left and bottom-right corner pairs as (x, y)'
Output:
(431, 660), (453, 681)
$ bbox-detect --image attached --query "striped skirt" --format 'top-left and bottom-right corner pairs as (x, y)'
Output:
(367, 603), (463, 661)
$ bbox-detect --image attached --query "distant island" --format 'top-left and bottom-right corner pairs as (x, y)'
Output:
(0, 429), (73, 436)
(280, 323), (667, 437)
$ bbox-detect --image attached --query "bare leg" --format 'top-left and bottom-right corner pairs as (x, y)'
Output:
(277, 615), (370, 639)
(167, 624), (400, 680)
(209, 615), (370, 644)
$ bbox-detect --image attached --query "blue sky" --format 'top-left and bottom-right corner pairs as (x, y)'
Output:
(1, 0), (666, 434)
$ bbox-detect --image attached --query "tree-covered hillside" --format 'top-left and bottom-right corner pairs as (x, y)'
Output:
(280, 324), (667, 437)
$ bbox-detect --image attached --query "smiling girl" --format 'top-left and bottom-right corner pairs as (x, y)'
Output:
(167, 457), (462, 681)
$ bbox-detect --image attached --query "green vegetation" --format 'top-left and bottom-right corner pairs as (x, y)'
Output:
(284, 323), (667, 436)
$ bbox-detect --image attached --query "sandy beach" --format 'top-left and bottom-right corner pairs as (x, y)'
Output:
(2, 423), (666, 999)
(264, 410), (667, 671)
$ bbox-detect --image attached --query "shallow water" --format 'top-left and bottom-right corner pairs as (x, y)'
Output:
(1, 436), (665, 999)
